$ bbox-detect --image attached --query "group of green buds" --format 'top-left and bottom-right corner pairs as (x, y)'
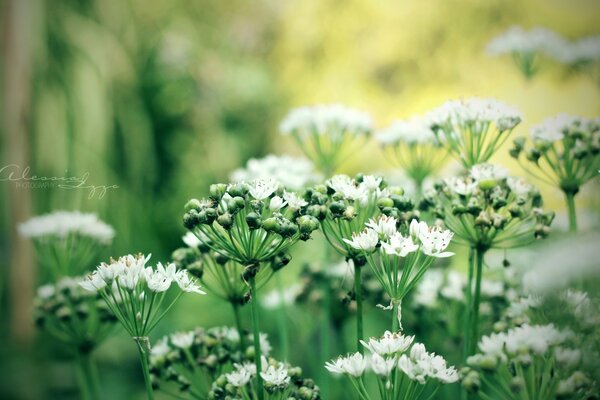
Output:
(34, 276), (117, 354)
(421, 163), (554, 250)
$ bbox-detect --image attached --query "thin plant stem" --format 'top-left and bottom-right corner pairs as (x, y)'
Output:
(469, 248), (486, 356)
(565, 191), (578, 233)
(392, 299), (399, 332)
(354, 264), (364, 354)
(231, 302), (246, 349)
(75, 351), (100, 400)
(463, 247), (475, 361)
(134, 337), (154, 400)
(320, 243), (332, 399)
(275, 273), (289, 360)
(249, 276), (264, 400)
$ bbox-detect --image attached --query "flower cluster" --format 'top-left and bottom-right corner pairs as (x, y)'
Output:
(34, 276), (117, 353)
(230, 154), (322, 191)
(305, 174), (416, 261)
(344, 218), (453, 309)
(486, 26), (567, 78)
(19, 210), (115, 279)
(376, 117), (448, 192)
(279, 104), (373, 174)
(209, 356), (320, 400)
(463, 324), (595, 400)
(80, 254), (204, 338)
(422, 163), (554, 249)
(183, 179), (319, 271)
(510, 115), (599, 230)
(150, 326), (270, 398)
(326, 331), (458, 400)
(425, 98), (522, 167)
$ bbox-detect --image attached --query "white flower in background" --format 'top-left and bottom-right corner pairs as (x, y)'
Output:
(530, 114), (580, 143)
(555, 347), (581, 367)
(440, 271), (465, 301)
(260, 333), (272, 356)
(480, 280), (504, 298)
(360, 331), (414, 356)
(280, 104), (373, 138)
(324, 357), (346, 375)
(37, 284), (55, 300)
(19, 210), (115, 243)
(426, 97), (522, 130)
(260, 364), (290, 387)
(247, 178), (279, 200)
(550, 35), (600, 64)
(470, 163), (509, 183)
(171, 331), (195, 349)
(507, 177), (533, 197)
(150, 338), (170, 361)
(326, 259), (355, 278)
(479, 324), (572, 359)
(230, 154), (321, 190)
(269, 196), (286, 211)
(370, 353), (396, 377)
(182, 232), (202, 248)
(343, 228), (379, 251)
(366, 216), (397, 239)
(376, 117), (437, 145)
(226, 367), (252, 387)
(327, 175), (368, 201)
(282, 191), (308, 209)
(261, 284), (302, 309)
(418, 226), (454, 258)
(486, 26), (567, 57)
(381, 232), (419, 257)
(174, 270), (205, 294)
(413, 269), (444, 308)
(361, 175), (383, 191)
(562, 290), (591, 318)
(80, 273), (108, 292)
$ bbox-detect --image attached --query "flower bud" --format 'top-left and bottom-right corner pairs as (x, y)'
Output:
(227, 196), (245, 214)
(228, 183), (248, 198)
(475, 211), (491, 227)
(343, 206), (356, 220)
(298, 215), (319, 234)
(262, 217), (281, 234)
(329, 201), (346, 217)
(510, 377), (525, 392)
(184, 199), (202, 212)
(279, 220), (299, 238)
(388, 186), (404, 195)
(246, 212), (262, 230)
(183, 211), (199, 229)
(462, 371), (480, 393)
(307, 205), (327, 220)
(467, 198), (482, 215)
(479, 354), (498, 371)
(204, 208), (217, 224)
(377, 197), (394, 209)
(209, 184), (227, 200)
(217, 213), (233, 230)
(526, 148), (542, 162)
(391, 194), (413, 212)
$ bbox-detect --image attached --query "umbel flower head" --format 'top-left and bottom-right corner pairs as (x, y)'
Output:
(463, 324), (593, 399)
(230, 154), (322, 191)
(421, 163), (554, 250)
(80, 254), (204, 338)
(172, 233), (287, 305)
(19, 210), (114, 279)
(510, 115), (600, 199)
(34, 276), (118, 354)
(182, 179), (319, 273)
(376, 116), (448, 191)
(305, 174), (418, 262)
(209, 356), (320, 399)
(326, 331), (457, 400)
(425, 98), (523, 168)
(279, 104), (372, 174)
(150, 326), (271, 397)
(486, 26), (567, 78)
(344, 217), (454, 304)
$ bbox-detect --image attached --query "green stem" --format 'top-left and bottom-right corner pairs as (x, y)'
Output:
(275, 273), (289, 360)
(249, 276), (264, 400)
(469, 248), (485, 356)
(75, 351), (100, 400)
(231, 302), (246, 350)
(354, 264), (364, 353)
(565, 191), (578, 233)
(463, 247), (475, 361)
(134, 337), (154, 400)
(319, 241), (333, 399)
(391, 300), (399, 332)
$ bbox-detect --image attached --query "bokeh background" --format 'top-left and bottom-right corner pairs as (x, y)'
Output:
(1, 0), (599, 399)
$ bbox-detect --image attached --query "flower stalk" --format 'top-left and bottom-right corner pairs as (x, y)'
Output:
(134, 336), (154, 400)
(249, 275), (265, 400)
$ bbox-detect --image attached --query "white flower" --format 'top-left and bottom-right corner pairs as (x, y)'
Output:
(343, 228), (379, 251)
(182, 232), (201, 248)
(530, 114), (581, 143)
(226, 367), (252, 387)
(555, 347), (581, 367)
(174, 270), (205, 294)
(171, 331), (195, 349)
(260, 364), (290, 387)
(230, 154), (321, 190)
(426, 97), (522, 131)
(37, 284), (55, 299)
(79, 272), (107, 292)
(553, 35), (600, 64)
(409, 219), (428, 240)
(418, 226), (454, 258)
(259, 333), (272, 356)
(507, 177), (533, 197)
(269, 196), (286, 211)
(324, 357), (346, 375)
(156, 262), (178, 280)
(445, 176), (478, 196)
(470, 163), (508, 183)
(282, 191), (308, 209)
(381, 232), (419, 257)
(280, 104), (372, 139)
(247, 178), (279, 200)
(370, 353), (397, 377)
(150, 338), (170, 359)
(147, 271), (173, 293)
(376, 117), (437, 145)
(342, 352), (368, 377)
(440, 271), (465, 301)
(481, 280), (504, 298)
(327, 175), (368, 201)
(360, 175), (383, 191)
(360, 331), (414, 356)
(19, 210), (114, 243)
(413, 269), (444, 308)
(366, 216), (397, 239)
(261, 284), (301, 309)
(486, 26), (567, 57)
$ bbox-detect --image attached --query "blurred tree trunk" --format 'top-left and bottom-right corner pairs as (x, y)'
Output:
(2, 0), (35, 343)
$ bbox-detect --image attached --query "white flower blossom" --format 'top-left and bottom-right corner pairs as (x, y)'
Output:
(260, 364), (290, 387)
(280, 104), (372, 139)
(376, 117), (437, 145)
(366, 216), (397, 239)
(530, 114), (581, 143)
(343, 228), (379, 251)
(230, 154), (321, 190)
(418, 226), (454, 258)
(247, 178), (279, 200)
(370, 353), (397, 377)
(282, 191), (308, 209)
(269, 196), (286, 211)
(486, 26), (567, 57)
(381, 232), (419, 257)
(360, 331), (414, 356)
(19, 210), (114, 243)
(171, 331), (195, 349)
(470, 163), (508, 183)
(226, 367), (253, 387)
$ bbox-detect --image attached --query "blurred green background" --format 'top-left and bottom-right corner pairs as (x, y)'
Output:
(1, 0), (599, 399)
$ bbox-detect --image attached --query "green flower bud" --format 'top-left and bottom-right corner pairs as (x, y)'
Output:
(217, 213), (233, 230)
(228, 183), (248, 198)
(391, 194), (413, 212)
(204, 208), (217, 224)
(262, 217), (281, 234)
(479, 354), (498, 371)
(451, 200), (468, 215)
(227, 196), (245, 214)
(343, 206), (356, 220)
(526, 148), (542, 162)
(314, 184), (328, 194)
(279, 220), (299, 238)
(209, 184), (227, 200)
(246, 212), (262, 230)
(510, 377), (525, 392)
(298, 215), (319, 234)
(508, 204), (523, 218)
(183, 211), (199, 229)
(478, 179), (496, 191)
(184, 199), (202, 212)
(307, 204), (327, 220)
(377, 197), (394, 208)
(534, 224), (550, 239)
(329, 201), (346, 217)
(467, 198), (482, 215)
(388, 186), (404, 196)
(462, 371), (480, 393)
(475, 211), (491, 227)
